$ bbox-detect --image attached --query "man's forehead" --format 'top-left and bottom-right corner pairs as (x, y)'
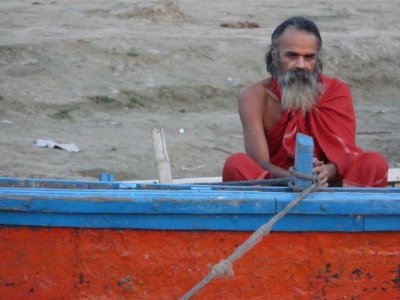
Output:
(277, 27), (318, 51)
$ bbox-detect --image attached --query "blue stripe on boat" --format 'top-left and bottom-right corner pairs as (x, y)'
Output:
(0, 181), (399, 231)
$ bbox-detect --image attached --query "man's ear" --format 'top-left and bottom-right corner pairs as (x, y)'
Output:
(271, 48), (278, 59)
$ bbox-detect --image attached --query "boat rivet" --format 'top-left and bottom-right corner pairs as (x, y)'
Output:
(231, 215), (239, 223)
(152, 203), (159, 211)
(320, 204), (328, 212)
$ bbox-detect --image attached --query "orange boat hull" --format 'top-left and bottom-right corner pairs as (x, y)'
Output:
(1, 227), (399, 299)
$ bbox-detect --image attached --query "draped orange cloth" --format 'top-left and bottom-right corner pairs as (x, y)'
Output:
(223, 75), (388, 187)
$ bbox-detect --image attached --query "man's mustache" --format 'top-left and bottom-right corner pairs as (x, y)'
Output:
(284, 68), (315, 84)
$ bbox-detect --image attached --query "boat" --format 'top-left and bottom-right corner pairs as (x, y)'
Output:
(1, 134), (399, 299)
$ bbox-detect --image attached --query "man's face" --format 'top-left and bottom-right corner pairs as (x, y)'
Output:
(273, 27), (323, 112)
(276, 27), (318, 72)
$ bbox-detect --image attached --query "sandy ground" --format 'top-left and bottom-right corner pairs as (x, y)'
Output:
(0, 0), (399, 181)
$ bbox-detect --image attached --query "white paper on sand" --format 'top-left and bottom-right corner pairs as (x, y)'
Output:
(35, 139), (80, 153)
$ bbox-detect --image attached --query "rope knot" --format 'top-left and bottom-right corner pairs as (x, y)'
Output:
(288, 166), (320, 192)
(211, 259), (234, 278)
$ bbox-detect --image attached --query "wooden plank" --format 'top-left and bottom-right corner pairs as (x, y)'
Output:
(1, 188), (399, 215)
(0, 169), (397, 189)
(123, 177), (222, 184)
(0, 187), (399, 231)
(277, 192), (400, 214)
(0, 176), (121, 189)
(0, 189), (278, 214)
(388, 168), (400, 183)
(294, 133), (314, 189)
(0, 212), (365, 231)
(152, 127), (172, 184)
(130, 168), (399, 185)
(364, 215), (400, 231)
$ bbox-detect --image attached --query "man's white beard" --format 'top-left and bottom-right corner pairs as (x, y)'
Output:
(278, 68), (323, 112)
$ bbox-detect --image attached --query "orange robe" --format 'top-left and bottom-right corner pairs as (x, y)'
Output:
(223, 75), (388, 187)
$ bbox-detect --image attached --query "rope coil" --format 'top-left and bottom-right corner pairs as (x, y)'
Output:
(181, 168), (321, 299)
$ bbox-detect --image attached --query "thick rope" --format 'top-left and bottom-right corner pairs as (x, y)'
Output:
(288, 167), (319, 192)
(181, 171), (320, 300)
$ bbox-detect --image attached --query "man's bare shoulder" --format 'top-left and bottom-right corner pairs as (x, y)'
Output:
(239, 78), (277, 103)
(239, 78), (279, 105)
(238, 78), (281, 129)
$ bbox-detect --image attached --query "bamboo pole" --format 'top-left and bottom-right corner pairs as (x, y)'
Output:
(152, 127), (172, 184)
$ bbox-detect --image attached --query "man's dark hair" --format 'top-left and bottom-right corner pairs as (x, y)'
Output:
(265, 16), (323, 76)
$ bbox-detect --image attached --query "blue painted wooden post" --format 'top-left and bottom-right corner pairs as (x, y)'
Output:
(98, 173), (115, 182)
(294, 133), (314, 189)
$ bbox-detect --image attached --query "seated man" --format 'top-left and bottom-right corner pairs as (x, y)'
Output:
(223, 16), (388, 187)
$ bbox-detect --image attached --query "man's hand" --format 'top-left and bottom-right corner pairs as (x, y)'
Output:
(313, 158), (338, 187)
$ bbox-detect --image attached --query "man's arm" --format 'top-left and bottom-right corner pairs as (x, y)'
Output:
(238, 80), (290, 178)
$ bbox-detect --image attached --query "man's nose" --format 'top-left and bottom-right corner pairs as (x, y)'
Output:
(296, 56), (306, 69)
